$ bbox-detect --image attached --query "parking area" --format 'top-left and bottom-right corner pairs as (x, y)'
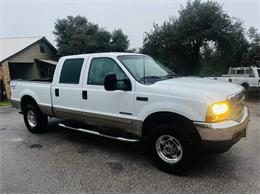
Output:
(0, 99), (259, 193)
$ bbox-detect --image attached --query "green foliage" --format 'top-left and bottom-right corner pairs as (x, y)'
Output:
(242, 27), (260, 66)
(142, 0), (260, 76)
(53, 16), (129, 56)
(110, 29), (129, 52)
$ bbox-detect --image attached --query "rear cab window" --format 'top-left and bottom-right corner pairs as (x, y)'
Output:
(59, 58), (84, 84)
(236, 69), (245, 75)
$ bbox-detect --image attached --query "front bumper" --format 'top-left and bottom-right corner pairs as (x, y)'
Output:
(194, 107), (249, 152)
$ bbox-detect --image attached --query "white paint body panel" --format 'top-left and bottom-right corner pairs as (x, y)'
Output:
(11, 81), (52, 108)
(11, 52), (244, 125)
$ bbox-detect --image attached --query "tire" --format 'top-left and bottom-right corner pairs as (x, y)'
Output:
(23, 104), (48, 133)
(148, 123), (200, 174)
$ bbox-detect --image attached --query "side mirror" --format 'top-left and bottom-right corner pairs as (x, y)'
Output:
(122, 78), (132, 91)
(104, 73), (132, 91)
(104, 73), (117, 91)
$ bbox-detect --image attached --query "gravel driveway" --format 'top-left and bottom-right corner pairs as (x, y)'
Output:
(0, 101), (259, 193)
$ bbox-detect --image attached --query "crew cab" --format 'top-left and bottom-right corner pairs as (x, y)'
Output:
(10, 53), (249, 174)
(208, 66), (260, 91)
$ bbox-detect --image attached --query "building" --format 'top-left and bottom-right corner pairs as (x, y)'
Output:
(0, 36), (58, 100)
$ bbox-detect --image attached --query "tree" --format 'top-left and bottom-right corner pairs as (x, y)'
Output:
(142, 0), (254, 75)
(110, 29), (129, 52)
(242, 27), (260, 66)
(53, 16), (129, 56)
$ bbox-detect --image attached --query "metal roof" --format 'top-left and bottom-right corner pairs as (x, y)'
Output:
(0, 36), (51, 62)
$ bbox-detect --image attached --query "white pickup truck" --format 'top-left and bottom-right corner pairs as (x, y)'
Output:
(11, 52), (249, 174)
(209, 66), (260, 90)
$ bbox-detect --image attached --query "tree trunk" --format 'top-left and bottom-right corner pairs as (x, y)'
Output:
(191, 41), (202, 75)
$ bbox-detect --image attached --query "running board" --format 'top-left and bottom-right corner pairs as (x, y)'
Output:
(58, 123), (140, 143)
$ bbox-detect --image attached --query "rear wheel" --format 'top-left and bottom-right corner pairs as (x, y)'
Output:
(148, 123), (200, 174)
(23, 104), (48, 133)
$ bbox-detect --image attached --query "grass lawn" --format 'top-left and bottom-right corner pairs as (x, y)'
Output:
(0, 101), (12, 107)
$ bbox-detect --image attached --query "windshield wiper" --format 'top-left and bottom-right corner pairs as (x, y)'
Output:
(160, 74), (176, 79)
(138, 76), (161, 82)
(139, 74), (177, 84)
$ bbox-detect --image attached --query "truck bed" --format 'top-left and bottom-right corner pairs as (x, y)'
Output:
(10, 80), (53, 113)
(14, 77), (53, 83)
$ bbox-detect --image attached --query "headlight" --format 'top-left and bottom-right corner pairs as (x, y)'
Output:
(205, 100), (229, 123)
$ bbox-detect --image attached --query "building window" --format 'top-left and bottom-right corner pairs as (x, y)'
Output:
(39, 42), (46, 53)
(40, 45), (46, 53)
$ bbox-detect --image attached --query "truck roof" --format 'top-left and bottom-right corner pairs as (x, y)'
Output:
(229, 66), (259, 70)
(60, 52), (144, 60)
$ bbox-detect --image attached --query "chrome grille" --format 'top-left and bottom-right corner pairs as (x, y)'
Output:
(228, 91), (245, 122)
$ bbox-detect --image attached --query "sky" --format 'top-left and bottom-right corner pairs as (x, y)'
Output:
(0, 0), (259, 49)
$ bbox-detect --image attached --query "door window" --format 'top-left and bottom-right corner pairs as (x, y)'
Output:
(87, 58), (128, 88)
(59, 58), (84, 84)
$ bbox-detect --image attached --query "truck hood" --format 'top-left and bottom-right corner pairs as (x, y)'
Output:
(153, 77), (243, 101)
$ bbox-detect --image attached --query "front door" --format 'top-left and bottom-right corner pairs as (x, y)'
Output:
(81, 57), (135, 131)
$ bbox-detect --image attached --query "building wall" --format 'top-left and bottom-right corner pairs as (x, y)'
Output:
(8, 40), (57, 63)
(1, 39), (57, 99)
(0, 66), (3, 80)
(0, 66), (5, 100)
(8, 63), (36, 80)
(1, 61), (11, 99)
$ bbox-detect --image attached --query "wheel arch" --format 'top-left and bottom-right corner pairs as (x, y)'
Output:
(142, 111), (201, 141)
(20, 95), (39, 112)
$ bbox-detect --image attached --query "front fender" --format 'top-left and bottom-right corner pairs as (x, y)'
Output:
(137, 101), (208, 122)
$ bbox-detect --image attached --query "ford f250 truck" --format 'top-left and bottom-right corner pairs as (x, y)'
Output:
(10, 53), (249, 174)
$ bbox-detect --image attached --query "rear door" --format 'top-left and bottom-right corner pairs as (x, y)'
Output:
(52, 57), (87, 121)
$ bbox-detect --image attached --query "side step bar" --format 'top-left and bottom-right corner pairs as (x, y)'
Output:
(58, 123), (140, 143)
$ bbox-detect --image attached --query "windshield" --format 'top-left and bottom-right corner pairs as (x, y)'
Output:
(118, 55), (175, 84)
(257, 69), (260, 77)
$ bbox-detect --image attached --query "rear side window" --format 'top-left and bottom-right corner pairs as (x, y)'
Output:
(236, 69), (245, 75)
(59, 58), (84, 84)
(229, 69), (236, 74)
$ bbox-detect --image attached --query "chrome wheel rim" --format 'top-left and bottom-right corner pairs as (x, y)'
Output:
(27, 110), (37, 128)
(156, 135), (183, 164)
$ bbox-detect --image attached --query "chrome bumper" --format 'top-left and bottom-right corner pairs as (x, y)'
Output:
(194, 107), (249, 152)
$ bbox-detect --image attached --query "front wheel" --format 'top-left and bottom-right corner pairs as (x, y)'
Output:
(148, 124), (199, 174)
(23, 104), (48, 133)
